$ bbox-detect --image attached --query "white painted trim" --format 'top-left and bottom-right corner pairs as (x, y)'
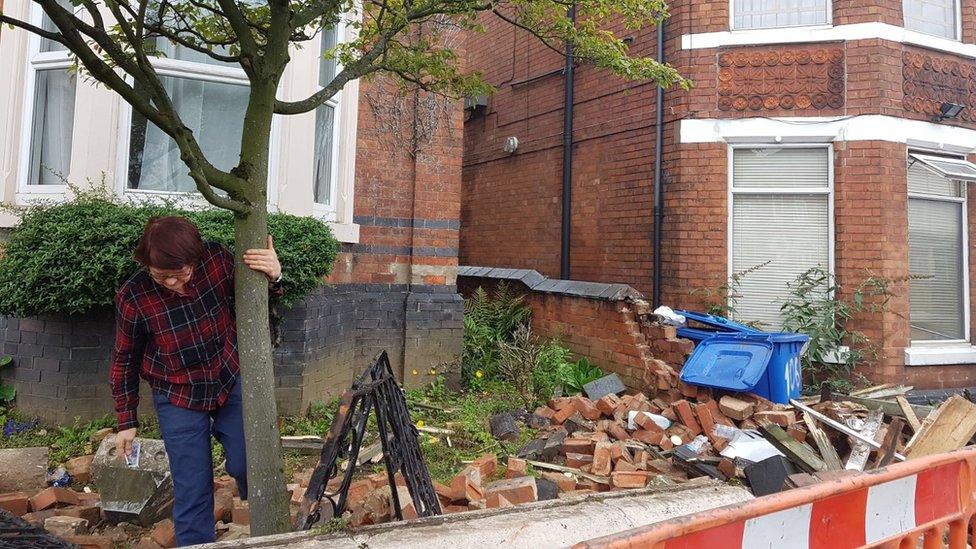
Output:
(905, 344), (976, 365)
(902, 0), (963, 42)
(327, 221), (360, 243)
(680, 115), (976, 152)
(680, 22), (976, 59)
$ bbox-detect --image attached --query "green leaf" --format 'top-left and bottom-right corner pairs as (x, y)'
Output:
(0, 356), (11, 367)
(0, 384), (15, 402)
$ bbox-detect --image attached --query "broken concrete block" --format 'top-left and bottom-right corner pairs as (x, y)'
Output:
(66, 455), (95, 486)
(31, 487), (80, 511)
(21, 509), (61, 527)
(91, 436), (173, 526)
(485, 477), (537, 505)
(218, 523), (250, 541)
(489, 413), (520, 441)
(541, 429), (568, 461)
(44, 515), (89, 536)
(0, 491), (30, 516)
(515, 437), (546, 460)
(0, 447), (48, 492)
(583, 374), (626, 401)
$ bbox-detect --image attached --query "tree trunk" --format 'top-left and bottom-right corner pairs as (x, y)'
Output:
(233, 78), (291, 536)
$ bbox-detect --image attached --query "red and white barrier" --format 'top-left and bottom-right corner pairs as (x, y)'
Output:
(576, 449), (975, 549)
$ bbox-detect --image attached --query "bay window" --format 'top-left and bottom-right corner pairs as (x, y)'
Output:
(22, 1), (76, 188)
(126, 43), (248, 193)
(732, 0), (830, 30)
(729, 146), (832, 329)
(907, 154), (975, 342)
(903, 0), (959, 40)
(313, 26), (342, 218)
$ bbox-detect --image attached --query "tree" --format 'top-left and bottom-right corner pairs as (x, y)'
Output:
(1, 0), (686, 536)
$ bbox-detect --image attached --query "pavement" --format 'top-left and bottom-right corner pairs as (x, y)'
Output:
(191, 477), (753, 549)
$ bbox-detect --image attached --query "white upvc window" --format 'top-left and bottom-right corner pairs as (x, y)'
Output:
(907, 153), (972, 343)
(19, 1), (76, 192)
(312, 25), (343, 220)
(728, 145), (833, 329)
(731, 0), (830, 30)
(120, 42), (251, 195)
(903, 0), (960, 40)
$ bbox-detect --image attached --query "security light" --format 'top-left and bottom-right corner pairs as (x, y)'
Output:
(933, 102), (965, 123)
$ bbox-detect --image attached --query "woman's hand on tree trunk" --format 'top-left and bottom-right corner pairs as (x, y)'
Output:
(243, 235), (282, 282)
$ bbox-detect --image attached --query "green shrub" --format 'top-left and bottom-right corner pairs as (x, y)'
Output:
(556, 358), (604, 396)
(461, 284), (531, 384)
(0, 189), (339, 316)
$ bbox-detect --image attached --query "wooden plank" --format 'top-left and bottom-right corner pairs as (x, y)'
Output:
(904, 395), (976, 459)
(760, 424), (827, 474)
(858, 386), (913, 400)
(803, 411), (843, 470)
(281, 435), (324, 455)
(896, 396), (921, 432)
(850, 384), (894, 397)
(526, 459), (611, 484)
(790, 399), (906, 462)
(845, 409), (883, 471)
(832, 394), (933, 419)
(873, 417), (905, 469)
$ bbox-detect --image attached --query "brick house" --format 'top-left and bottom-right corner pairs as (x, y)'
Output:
(0, 1), (463, 422)
(462, 0), (976, 389)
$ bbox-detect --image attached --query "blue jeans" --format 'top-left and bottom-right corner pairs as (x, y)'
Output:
(153, 381), (248, 546)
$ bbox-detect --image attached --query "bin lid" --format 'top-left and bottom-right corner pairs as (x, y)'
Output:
(675, 310), (764, 334)
(679, 334), (774, 391)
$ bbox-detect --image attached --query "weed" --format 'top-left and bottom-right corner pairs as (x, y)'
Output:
(556, 358), (604, 396)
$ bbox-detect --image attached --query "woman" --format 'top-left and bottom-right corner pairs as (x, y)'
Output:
(109, 216), (282, 546)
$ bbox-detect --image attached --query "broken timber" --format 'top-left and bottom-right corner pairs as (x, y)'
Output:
(904, 395), (976, 459)
(895, 396), (921, 432)
(845, 409), (883, 471)
(802, 411), (843, 470)
(760, 424), (826, 474)
(790, 400), (906, 462)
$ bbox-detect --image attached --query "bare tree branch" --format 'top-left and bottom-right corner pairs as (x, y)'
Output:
(0, 13), (65, 43)
(491, 8), (566, 57)
(213, 0), (259, 55)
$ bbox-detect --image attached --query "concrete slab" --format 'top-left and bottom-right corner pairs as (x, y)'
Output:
(0, 447), (48, 492)
(191, 478), (752, 549)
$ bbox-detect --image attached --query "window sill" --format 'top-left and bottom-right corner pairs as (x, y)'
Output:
(327, 221), (359, 244)
(905, 345), (976, 366)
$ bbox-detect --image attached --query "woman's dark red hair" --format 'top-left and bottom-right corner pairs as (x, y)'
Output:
(134, 216), (206, 269)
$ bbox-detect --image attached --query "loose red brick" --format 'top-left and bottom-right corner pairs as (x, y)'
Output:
(787, 425), (807, 443)
(566, 453), (594, 469)
(64, 535), (113, 549)
(534, 406), (556, 420)
(606, 422), (631, 441)
(347, 480), (372, 505)
(486, 493), (514, 508)
(58, 503), (101, 524)
(553, 403), (578, 425)
(631, 429), (665, 446)
(562, 437), (595, 455)
(21, 509), (60, 527)
(30, 487), (79, 512)
(214, 490), (234, 522)
(65, 455), (95, 486)
(678, 382), (699, 399)
(572, 396), (602, 421)
(754, 411), (796, 427)
(471, 454), (498, 478)
(611, 471), (654, 489)
(596, 394), (622, 416)
(592, 442), (613, 476)
(0, 492), (30, 516)
(485, 477), (537, 505)
(672, 400), (702, 435)
(614, 460), (639, 473)
(214, 476), (240, 496)
(151, 519), (177, 548)
(694, 403), (718, 443)
(718, 396), (755, 420)
(549, 397), (574, 411)
(540, 472), (577, 492)
(450, 467), (484, 503)
(505, 458), (528, 479)
(633, 413), (664, 435)
(231, 498), (249, 525)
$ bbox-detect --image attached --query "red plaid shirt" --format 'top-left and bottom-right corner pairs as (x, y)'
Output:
(110, 242), (282, 430)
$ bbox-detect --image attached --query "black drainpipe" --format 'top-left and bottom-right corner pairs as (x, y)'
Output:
(560, 4), (576, 280)
(651, 18), (666, 309)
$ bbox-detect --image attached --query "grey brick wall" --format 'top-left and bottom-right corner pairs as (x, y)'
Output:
(0, 283), (463, 424)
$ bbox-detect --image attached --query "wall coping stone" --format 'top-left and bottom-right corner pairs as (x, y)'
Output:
(458, 266), (644, 302)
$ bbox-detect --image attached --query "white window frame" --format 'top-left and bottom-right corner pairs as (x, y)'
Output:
(902, 0), (962, 41)
(905, 150), (973, 365)
(312, 24), (345, 222)
(729, 0), (833, 31)
(17, 2), (76, 196)
(114, 47), (280, 205)
(726, 143), (836, 325)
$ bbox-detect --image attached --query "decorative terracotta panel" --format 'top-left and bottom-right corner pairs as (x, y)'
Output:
(717, 47), (845, 112)
(902, 51), (976, 122)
